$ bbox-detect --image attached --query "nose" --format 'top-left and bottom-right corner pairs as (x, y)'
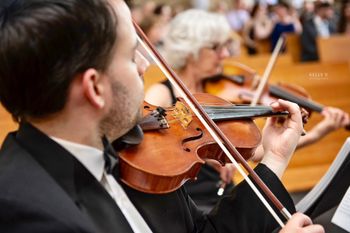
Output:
(135, 50), (150, 77)
(218, 47), (230, 59)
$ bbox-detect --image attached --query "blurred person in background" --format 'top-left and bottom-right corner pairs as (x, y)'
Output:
(301, 2), (336, 61)
(192, 0), (211, 10)
(139, 15), (168, 49)
(142, 0), (156, 18)
(226, 0), (251, 33)
(338, 0), (350, 35)
(153, 3), (173, 23)
(242, 2), (274, 54)
(300, 0), (315, 23)
(270, 1), (302, 51)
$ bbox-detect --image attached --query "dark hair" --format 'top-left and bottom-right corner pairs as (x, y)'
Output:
(250, 3), (260, 18)
(0, 0), (117, 121)
(338, 0), (350, 33)
(315, 2), (332, 11)
(275, 1), (290, 10)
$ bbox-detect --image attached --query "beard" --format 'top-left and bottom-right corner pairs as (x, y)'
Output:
(99, 80), (143, 142)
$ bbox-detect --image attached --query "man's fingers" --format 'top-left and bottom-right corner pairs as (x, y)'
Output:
(289, 212), (313, 227)
(302, 224), (325, 233)
(270, 99), (302, 127)
(281, 213), (325, 233)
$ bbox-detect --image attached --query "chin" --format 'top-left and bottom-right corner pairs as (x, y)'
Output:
(131, 108), (143, 130)
(215, 65), (223, 73)
(125, 107), (143, 133)
(207, 66), (221, 76)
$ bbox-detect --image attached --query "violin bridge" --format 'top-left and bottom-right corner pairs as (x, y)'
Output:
(172, 102), (193, 129)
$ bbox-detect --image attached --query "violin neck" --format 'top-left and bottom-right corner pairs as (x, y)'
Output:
(141, 105), (288, 131)
(269, 85), (324, 113)
(203, 105), (288, 121)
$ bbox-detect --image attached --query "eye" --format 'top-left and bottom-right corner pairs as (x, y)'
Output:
(211, 43), (220, 51)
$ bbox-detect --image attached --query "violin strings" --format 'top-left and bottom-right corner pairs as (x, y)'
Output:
(203, 106), (288, 121)
(203, 105), (272, 110)
(207, 112), (288, 121)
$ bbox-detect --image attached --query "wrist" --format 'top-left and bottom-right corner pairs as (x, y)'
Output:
(260, 151), (291, 178)
(310, 124), (330, 140)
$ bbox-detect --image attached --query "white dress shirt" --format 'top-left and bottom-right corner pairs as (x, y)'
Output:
(51, 137), (153, 233)
(314, 16), (331, 38)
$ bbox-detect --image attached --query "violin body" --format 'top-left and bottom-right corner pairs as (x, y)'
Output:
(119, 93), (261, 194)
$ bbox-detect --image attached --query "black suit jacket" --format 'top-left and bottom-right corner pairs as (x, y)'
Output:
(0, 123), (295, 233)
(303, 150), (350, 233)
(301, 18), (336, 62)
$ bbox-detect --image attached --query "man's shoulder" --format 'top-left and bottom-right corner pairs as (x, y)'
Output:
(0, 132), (35, 178)
(0, 132), (96, 232)
(0, 132), (62, 203)
(0, 132), (46, 182)
(0, 195), (95, 233)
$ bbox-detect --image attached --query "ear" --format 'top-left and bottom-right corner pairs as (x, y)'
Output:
(82, 68), (106, 109)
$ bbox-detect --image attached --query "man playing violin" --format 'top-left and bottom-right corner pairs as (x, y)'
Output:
(0, 0), (323, 232)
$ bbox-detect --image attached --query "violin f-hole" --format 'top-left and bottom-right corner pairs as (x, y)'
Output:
(181, 128), (203, 152)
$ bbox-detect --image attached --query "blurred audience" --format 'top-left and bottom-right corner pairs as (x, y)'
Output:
(130, 4), (143, 24)
(210, 1), (229, 14)
(270, 1), (302, 51)
(226, 0), (251, 32)
(338, 0), (350, 34)
(139, 15), (167, 48)
(242, 2), (274, 54)
(142, 0), (157, 18)
(300, 0), (315, 23)
(301, 2), (336, 61)
(153, 3), (173, 23)
(192, 0), (211, 10)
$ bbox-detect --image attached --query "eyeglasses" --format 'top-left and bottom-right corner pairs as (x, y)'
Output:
(205, 39), (236, 56)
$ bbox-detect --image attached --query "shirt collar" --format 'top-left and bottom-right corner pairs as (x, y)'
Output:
(50, 137), (105, 182)
(314, 16), (330, 37)
(314, 15), (328, 26)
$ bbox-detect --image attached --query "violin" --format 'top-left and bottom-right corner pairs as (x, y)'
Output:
(203, 61), (350, 130)
(119, 93), (288, 194)
(119, 21), (295, 225)
(203, 61), (324, 115)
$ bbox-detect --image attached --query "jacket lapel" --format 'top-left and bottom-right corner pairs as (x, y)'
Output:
(16, 123), (134, 233)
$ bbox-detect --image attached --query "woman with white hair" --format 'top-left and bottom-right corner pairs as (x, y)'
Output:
(145, 9), (237, 211)
(146, 9), (234, 107)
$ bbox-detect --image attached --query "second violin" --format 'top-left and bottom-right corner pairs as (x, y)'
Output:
(203, 61), (324, 113)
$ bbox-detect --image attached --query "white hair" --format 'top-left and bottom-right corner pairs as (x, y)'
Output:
(162, 9), (231, 70)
